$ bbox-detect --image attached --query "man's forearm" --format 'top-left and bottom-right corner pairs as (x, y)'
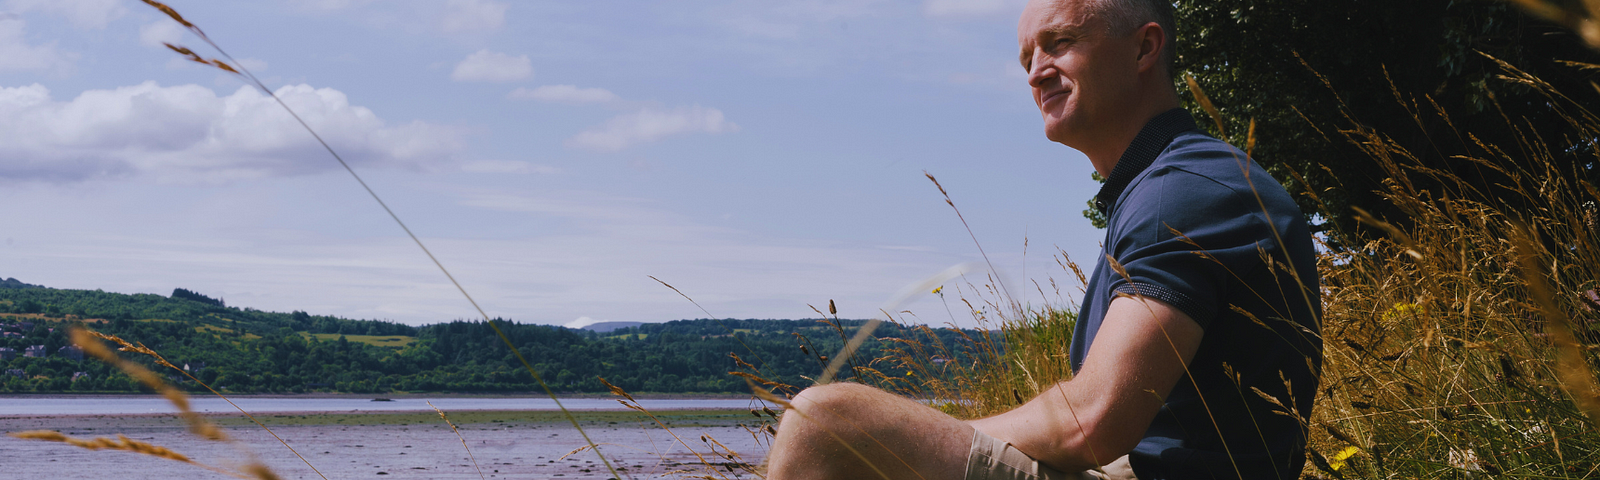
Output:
(968, 381), (1122, 472)
(968, 296), (1204, 472)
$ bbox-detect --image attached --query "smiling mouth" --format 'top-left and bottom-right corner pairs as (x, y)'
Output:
(1040, 89), (1069, 106)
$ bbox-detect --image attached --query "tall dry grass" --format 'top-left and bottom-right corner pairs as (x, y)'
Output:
(1289, 53), (1600, 477)
(859, 282), (1077, 421)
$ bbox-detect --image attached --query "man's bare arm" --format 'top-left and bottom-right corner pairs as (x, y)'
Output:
(968, 295), (1203, 472)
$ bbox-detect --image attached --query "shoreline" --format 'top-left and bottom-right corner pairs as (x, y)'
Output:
(0, 395), (779, 420)
(0, 391), (756, 400)
(2, 408), (762, 427)
(0, 407), (758, 421)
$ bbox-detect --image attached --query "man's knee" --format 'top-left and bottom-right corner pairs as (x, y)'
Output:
(777, 383), (893, 439)
(797, 382), (907, 420)
(771, 382), (973, 480)
(790, 382), (881, 410)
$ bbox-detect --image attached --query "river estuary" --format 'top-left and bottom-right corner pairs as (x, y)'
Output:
(0, 395), (778, 479)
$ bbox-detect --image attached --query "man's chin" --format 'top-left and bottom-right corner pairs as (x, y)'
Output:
(1042, 124), (1073, 146)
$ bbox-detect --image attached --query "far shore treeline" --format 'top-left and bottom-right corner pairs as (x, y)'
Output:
(0, 278), (982, 394)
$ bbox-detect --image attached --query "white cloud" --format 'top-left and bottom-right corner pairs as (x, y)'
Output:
(4, 0), (125, 29)
(459, 160), (558, 174)
(441, 0), (507, 33)
(450, 49), (532, 83)
(567, 106), (738, 152)
(508, 85), (619, 104)
(0, 17), (73, 73)
(138, 20), (186, 48)
(923, 0), (1019, 16)
(0, 82), (466, 182)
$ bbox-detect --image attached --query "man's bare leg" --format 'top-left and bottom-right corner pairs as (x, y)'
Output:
(766, 383), (974, 480)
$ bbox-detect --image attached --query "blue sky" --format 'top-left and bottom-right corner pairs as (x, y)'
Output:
(0, 0), (1109, 328)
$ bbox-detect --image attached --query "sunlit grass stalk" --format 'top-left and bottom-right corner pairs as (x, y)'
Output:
(428, 401), (486, 480)
(600, 377), (741, 480)
(75, 328), (328, 480)
(6, 430), (266, 480)
(10, 328), (285, 479)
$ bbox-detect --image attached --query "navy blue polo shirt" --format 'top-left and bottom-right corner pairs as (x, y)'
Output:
(1071, 109), (1322, 480)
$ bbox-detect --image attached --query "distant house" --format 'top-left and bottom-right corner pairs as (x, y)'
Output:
(71, 372), (90, 382)
(58, 345), (84, 361)
(0, 347), (14, 360)
(183, 362), (207, 372)
(23, 345), (46, 358)
(18, 322), (34, 331)
(3, 369), (22, 379)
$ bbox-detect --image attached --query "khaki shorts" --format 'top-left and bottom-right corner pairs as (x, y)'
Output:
(964, 429), (1137, 480)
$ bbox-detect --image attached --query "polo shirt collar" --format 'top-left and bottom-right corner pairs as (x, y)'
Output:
(1093, 108), (1199, 216)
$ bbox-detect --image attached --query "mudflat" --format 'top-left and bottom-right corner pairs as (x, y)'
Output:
(0, 409), (770, 479)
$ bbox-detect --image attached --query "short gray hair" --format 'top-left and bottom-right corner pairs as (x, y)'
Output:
(1092, 0), (1176, 77)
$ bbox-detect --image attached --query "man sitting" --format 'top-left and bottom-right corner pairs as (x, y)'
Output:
(763, 0), (1322, 478)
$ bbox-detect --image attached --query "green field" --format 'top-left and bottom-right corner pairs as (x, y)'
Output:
(301, 333), (417, 348)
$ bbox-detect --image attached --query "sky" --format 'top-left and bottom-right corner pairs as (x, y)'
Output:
(0, 0), (1112, 329)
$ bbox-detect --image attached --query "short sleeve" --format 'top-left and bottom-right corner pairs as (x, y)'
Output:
(1104, 167), (1275, 329)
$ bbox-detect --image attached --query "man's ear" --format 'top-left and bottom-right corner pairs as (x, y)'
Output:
(1133, 21), (1166, 73)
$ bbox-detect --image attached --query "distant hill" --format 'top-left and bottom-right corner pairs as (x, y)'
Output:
(0, 279), (995, 394)
(0, 277), (43, 289)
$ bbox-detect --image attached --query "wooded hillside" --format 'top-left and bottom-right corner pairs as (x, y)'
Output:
(0, 280), (991, 394)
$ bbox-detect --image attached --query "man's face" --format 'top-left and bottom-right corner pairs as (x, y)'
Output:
(1017, 0), (1142, 147)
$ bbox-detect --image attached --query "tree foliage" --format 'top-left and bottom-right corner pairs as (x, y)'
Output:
(170, 288), (224, 307)
(1166, 0), (1600, 237)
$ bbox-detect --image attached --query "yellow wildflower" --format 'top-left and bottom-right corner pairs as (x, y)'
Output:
(1328, 446), (1361, 471)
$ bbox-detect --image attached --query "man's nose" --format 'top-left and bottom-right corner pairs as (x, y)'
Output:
(1026, 50), (1055, 89)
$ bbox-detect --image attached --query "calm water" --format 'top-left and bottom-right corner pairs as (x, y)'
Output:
(0, 405), (771, 480)
(0, 395), (775, 416)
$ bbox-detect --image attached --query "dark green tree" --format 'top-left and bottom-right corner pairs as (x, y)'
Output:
(1148, 0), (1600, 238)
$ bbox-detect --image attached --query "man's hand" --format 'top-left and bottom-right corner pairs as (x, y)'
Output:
(969, 295), (1203, 472)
